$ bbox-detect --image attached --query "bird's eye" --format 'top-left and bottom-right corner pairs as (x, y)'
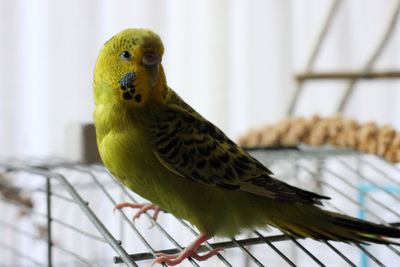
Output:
(120, 51), (132, 61)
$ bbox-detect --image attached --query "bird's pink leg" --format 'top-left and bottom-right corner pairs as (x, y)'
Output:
(114, 202), (162, 222)
(151, 233), (223, 266)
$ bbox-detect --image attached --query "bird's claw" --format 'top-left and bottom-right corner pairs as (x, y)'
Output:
(151, 247), (224, 266)
(113, 202), (162, 223)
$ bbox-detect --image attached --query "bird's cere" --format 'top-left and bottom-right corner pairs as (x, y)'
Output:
(142, 52), (162, 66)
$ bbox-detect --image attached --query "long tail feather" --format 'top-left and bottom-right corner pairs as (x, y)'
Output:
(273, 209), (400, 245)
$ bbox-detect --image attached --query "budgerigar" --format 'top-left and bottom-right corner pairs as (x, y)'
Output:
(93, 28), (400, 266)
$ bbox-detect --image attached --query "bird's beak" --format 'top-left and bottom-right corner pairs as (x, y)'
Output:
(142, 52), (162, 87)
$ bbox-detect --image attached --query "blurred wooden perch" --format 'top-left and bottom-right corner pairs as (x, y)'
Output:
(296, 71), (400, 81)
(288, 0), (400, 114)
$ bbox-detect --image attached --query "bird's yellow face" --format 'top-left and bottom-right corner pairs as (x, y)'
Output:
(94, 28), (167, 107)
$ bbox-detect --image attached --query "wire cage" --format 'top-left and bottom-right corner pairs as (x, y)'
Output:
(1, 146), (400, 267)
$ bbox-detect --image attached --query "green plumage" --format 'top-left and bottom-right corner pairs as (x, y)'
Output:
(93, 28), (400, 247)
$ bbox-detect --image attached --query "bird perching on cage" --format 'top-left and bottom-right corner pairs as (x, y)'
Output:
(93, 28), (400, 266)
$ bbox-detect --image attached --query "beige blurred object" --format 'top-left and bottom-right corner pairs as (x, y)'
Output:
(281, 117), (310, 146)
(65, 123), (102, 163)
(343, 119), (360, 149)
(332, 118), (359, 149)
(326, 114), (344, 146)
(358, 122), (378, 154)
(302, 114), (321, 144)
(377, 125), (396, 156)
(237, 128), (261, 147)
(238, 115), (400, 163)
(305, 118), (330, 146)
(384, 133), (400, 162)
(260, 125), (280, 147)
(247, 128), (263, 147)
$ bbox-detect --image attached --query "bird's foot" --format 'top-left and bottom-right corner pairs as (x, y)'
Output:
(114, 202), (162, 224)
(151, 233), (223, 266)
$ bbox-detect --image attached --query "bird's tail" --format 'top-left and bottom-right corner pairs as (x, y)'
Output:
(272, 208), (400, 245)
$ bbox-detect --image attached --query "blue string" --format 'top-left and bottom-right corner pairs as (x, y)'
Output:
(357, 183), (400, 267)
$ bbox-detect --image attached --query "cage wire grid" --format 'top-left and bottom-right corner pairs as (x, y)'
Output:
(1, 146), (400, 267)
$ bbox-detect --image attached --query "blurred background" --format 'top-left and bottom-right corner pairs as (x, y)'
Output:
(1, 0), (400, 158)
(2, 1), (400, 267)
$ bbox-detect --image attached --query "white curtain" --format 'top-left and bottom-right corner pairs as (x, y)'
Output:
(1, 0), (400, 157)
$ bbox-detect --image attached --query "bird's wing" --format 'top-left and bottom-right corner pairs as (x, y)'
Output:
(152, 103), (329, 204)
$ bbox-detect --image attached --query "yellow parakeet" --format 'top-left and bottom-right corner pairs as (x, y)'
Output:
(93, 28), (400, 266)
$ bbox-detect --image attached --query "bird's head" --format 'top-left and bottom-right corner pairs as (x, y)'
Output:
(94, 28), (167, 107)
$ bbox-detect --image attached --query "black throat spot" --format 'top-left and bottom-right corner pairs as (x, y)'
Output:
(122, 91), (133, 100)
(135, 94), (142, 103)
